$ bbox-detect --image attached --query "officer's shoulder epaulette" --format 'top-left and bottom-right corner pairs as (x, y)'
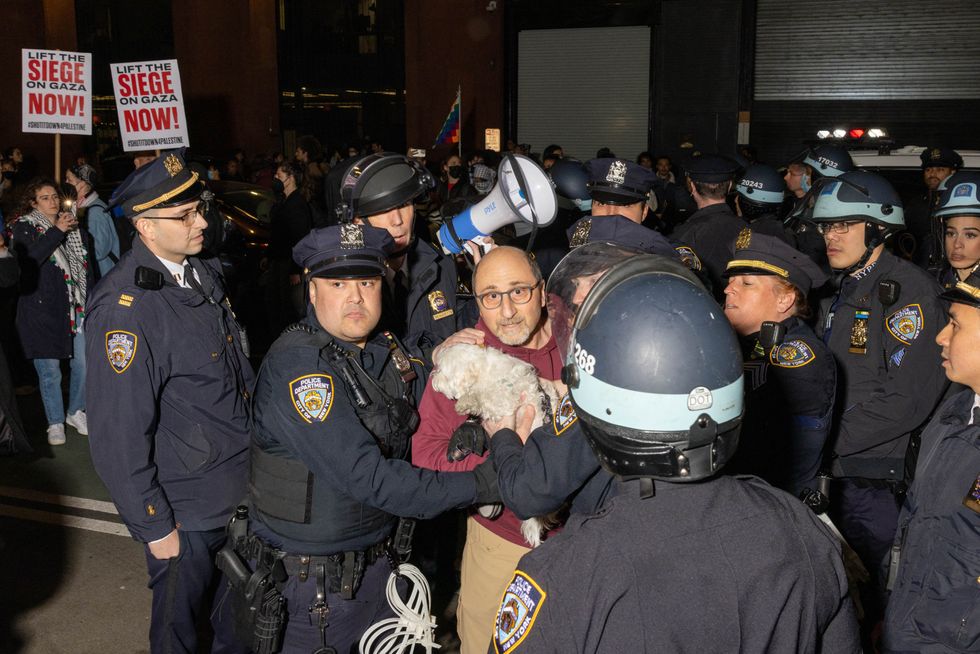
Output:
(769, 339), (817, 369)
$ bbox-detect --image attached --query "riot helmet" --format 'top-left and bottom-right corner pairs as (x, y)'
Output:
(801, 145), (854, 180)
(548, 158), (591, 212)
(810, 170), (904, 272)
(566, 255), (743, 482)
(934, 171), (980, 219)
(735, 164), (786, 216)
(336, 152), (434, 222)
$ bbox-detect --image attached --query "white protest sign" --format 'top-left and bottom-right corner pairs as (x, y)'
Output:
(110, 59), (189, 151)
(22, 49), (93, 135)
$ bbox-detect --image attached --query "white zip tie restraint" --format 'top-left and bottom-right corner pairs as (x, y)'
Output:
(359, 563), (440, 654)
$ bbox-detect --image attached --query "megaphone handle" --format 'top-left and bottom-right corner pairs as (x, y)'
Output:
(505, 154), (540, 253)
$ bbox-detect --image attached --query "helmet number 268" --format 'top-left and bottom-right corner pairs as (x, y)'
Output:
(574, 344), (596, 375)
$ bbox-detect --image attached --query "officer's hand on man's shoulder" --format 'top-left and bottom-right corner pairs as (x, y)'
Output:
(147, 528), (181, 560)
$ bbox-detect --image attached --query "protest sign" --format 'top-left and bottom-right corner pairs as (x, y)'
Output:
(22, 49), (92, 135)
(110, 59), (189, 151)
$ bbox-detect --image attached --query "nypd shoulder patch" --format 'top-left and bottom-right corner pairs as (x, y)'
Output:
(769, 340), (816, 368)
(674, 245), (702, 272)
(289, 374), (335, 423)
(886, 303), (924, 345)
(105, 330), (138, 374)
(493, 570), (547, 654)
(553, 394), (578, 436)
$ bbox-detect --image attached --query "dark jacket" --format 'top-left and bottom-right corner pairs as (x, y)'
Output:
(85, 237), (254, 542)
(437, 177), (479, 218)
(11, 218), (92, 359)
(267, 190), (313, 273)
(816, 250), (948, 479)
(490, 477), (860, 653)
(671, 202), (747, 298)
(883, 389), (980, 653)
(0, 253), (30, 455)
(250, 310), (477, 555)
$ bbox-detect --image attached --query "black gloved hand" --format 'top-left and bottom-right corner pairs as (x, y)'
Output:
(471, 455), (500, 504)
(447, 416), (488, 462)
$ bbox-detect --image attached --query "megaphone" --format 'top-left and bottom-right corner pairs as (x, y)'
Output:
(438, 154), (557, 255)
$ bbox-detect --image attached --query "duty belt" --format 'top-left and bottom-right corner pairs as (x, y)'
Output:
(240, 536), (390, 600)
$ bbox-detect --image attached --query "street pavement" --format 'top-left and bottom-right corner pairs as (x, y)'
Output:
(0, 390), (150, 654)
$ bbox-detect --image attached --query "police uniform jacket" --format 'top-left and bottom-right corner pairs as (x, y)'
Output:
(816, 250), (948, 479)
(489, 477), (860, 654)
(670, 202), (747, 297)
(86, 237), (254, 543)
(729, 316), (836, 495)
(11, 218), (93, 360)
(249, 310), (479, 555)
(492, 405), (614, 520)
(384, 238), (470, 356)
(883, 389), (980, 653)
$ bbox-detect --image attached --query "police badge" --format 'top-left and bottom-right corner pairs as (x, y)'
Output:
(340, 223), (364, 249)
(568, 219), (592, 248)
(605, 160), (627, 185)
(105, 330), (138, 374)
(849, 310), (869, 354)
(163, 154), (183, 177)
(427, 291), (454, 320)
(735, 227), (752, 251)
(290, 374), (335, 423)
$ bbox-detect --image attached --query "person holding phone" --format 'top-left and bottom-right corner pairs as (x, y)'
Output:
(9, 177), (91, 445)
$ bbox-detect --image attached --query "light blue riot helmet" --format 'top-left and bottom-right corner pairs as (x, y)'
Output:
(810, 170), (904, 271)
(735, 164), (786, 214)
(802, 144), (854, 180)
(565, 255), (743, 482)
(934, 171), (980, 219)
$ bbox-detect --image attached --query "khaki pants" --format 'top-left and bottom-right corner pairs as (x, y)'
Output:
(457, 516), (530, 654)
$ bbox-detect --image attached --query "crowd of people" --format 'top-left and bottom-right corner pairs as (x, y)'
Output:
(0, 136), (977, 654)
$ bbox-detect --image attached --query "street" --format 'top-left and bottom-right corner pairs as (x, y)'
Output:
(0, 390), (150, 654)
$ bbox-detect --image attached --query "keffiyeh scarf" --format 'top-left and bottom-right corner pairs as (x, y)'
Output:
(21, 209), (88, 333)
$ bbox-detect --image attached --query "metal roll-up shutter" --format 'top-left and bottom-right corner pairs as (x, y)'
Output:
(755, 0), (980, 100)
(517, 26), (651, 162)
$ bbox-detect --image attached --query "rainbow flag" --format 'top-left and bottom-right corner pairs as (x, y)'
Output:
(433, 88), (460, 148)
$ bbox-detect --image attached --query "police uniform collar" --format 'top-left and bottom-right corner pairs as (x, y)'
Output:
(937, 388), (978, 426)
(692, 202), (734, 218)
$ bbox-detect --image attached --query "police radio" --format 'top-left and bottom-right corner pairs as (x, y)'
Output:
(759, 321), (787, 350)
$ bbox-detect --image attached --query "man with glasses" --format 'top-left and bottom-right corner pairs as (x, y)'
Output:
(412, 246), (562, 653)
(86, 149), (253, 653)
(809, 170), (947, 645)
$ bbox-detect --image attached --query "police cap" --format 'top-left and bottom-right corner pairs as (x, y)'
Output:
(684, 153), (741, 183)
(726, 228), (828, 294)
(920, 146), (963, 171)
(566, 215), (680, 259)
(109, 148), (204, 219)
(293, 223), (394, 279)
(585, 158), (656, 205)
(940, 269), (980, 309)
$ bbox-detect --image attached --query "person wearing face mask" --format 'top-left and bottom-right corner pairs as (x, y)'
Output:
(264, 160), (314, 336)
(438, 153), (479, 218)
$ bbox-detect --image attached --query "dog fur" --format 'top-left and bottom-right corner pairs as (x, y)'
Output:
(431, 343), (561, 547)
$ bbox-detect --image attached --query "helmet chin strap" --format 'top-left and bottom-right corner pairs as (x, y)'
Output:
(836, 222), (884, 275)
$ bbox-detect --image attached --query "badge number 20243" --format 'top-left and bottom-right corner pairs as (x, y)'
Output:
(105, 330), (138, 374)
(290, 374), (335, 423)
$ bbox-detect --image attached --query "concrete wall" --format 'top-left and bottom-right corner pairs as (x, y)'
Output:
(404, 0), (505, 163)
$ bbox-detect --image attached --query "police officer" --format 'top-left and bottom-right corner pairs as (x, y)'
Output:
(883, 269), (980, 652)
(784, 144), (855, 268)
(810, 170), (948, 632)
(242, 223), (498, 653)
(734, 163), (795, 244)
(336, 152), (471, 355)
(86, 150), (252, 653)
(722, 229), (835, 495)
(488, 255), (860, 653)
(905, 146), (963, 269)
(671, 153), (748, 297)
(930, 171), (980, 290)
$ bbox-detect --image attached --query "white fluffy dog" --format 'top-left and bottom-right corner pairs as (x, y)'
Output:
(430, 343), (562, 547)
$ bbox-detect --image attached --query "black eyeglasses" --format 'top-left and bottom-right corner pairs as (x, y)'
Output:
(144, 203), (203, 225)
(475, 281), (541, 310)
(815, 220), (863, 236)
